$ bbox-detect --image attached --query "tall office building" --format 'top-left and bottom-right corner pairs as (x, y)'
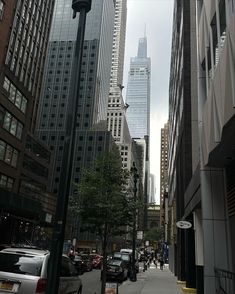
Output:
(160, 123), (169, 220)
(109, 0), (127, 90)
(125, 37), (151, 231)
(0, 0), (56, 244)
(107, 0), (132, 170)
(125, 37), (151, 139)
(168, 1), (235, 293)
(36, 0), (115, 243)
(149, 173), (156, 204)
(160, 122), (169, 243)
(168, 1), (198, 288)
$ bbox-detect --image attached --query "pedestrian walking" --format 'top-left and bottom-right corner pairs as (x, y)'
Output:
(154, 257), (158, 268)
(159, 256), (164, 270)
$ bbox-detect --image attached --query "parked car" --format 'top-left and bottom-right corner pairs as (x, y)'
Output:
(0, 246), (83, 294)
(78, 254), (93, 272)
(90, 254), (103, 269)
(73, 254), (85, 275)
(120, 249), (140, 273)
(113, 251), (139, 275)
(106, 259), (128, 282)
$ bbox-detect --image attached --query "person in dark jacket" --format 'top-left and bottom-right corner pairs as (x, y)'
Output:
(159, 256), (164, 270)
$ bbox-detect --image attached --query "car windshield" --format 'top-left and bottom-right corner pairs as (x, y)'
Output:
(113, 253), (122, 259)
(0, 252), (44, 276)
(121, 254), (130, 261)
(108, 260), (122, 266)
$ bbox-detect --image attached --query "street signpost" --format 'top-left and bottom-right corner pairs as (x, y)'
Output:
(105, 283), (118, 294)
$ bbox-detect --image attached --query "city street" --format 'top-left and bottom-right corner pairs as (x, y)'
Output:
(80, 263), (182, 294)
(80, 269), (101, 294)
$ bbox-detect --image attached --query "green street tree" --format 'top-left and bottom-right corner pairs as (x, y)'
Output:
(144, 227), (164, 244)
(72, 148), (133, 294)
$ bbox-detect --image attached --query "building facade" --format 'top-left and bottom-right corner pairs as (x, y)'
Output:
(0, 0), (56, 245)
(107, 0), (132, 170)
(160, 123), (169, 221)
(196, 0), (235, 293)
(125, 37), (151, 139)
(149, 173), (156, 204)
(168, 0), (198, 290)
(168, 1), (235, 294)
(36, 0), (115, 193)
(160, 122), (169, 243)
(36, 0), (115, 243)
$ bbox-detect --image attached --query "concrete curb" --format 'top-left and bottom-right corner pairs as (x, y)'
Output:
(181, 286), (197, 293)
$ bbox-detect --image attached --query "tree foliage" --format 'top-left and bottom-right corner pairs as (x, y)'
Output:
(76, 148), (133, 240)
(72, 148), (134, 293)
(144, 226), (164, 243)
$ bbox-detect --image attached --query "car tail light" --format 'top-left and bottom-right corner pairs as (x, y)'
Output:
(36, 278), (47, 293)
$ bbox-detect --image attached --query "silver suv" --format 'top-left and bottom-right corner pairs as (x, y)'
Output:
(0, 247), (82, 294)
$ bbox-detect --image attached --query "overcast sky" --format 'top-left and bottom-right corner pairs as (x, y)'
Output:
(123, 0), (174, 203)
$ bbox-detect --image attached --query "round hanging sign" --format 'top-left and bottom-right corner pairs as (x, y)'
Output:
(176, 220), (192, 229)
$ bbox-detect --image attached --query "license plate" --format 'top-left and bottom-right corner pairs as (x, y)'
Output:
(0, 281), (19, 292)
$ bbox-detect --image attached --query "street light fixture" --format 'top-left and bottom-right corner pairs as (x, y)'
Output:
(130, 162), (139, 282)
(45, 1), (91, 293)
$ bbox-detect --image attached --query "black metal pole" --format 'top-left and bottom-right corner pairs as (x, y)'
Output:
(130, 162), (138, 282)
(45, 1), (91, 293)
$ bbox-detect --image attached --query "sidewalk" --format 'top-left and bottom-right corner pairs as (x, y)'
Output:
(118, 263), (182, 294)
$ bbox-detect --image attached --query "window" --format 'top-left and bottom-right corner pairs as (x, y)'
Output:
(2, 110), (23, 139)
(2, 77), (28, 113)
(0, 140), (19, 167)
(0, 174), (14, 190)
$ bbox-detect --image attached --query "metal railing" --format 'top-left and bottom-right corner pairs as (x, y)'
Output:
(215, 268), (235, 294)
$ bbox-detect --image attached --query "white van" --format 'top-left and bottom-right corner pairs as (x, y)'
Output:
(120, 249), (139, 260)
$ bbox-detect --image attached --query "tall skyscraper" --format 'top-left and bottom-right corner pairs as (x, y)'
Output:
(36, 0), (115, 245)
(125, 37), (151, 231)
(109, 0), (127, 90)
(125, 37), (151, 139)
(149, 173), (156, 204)
(107, 0), (132, 170)
(0, 0), (56, 244)
(160, 122), (169, 218)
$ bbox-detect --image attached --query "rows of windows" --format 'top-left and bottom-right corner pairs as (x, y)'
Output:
(3, 76), (28, 113)
(0, 173), (14, 190)
(0, 106), (23, 139)
(5, 0), (53, 95)
(0, 140), (19, 167)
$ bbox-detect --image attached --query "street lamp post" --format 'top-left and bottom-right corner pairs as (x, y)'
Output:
(45, 1), (91, 293)
(130, 162), (139, 282)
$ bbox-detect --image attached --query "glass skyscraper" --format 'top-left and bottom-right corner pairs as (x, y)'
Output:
(36, 0), (115, 195)
(126, 37), (151, 138)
